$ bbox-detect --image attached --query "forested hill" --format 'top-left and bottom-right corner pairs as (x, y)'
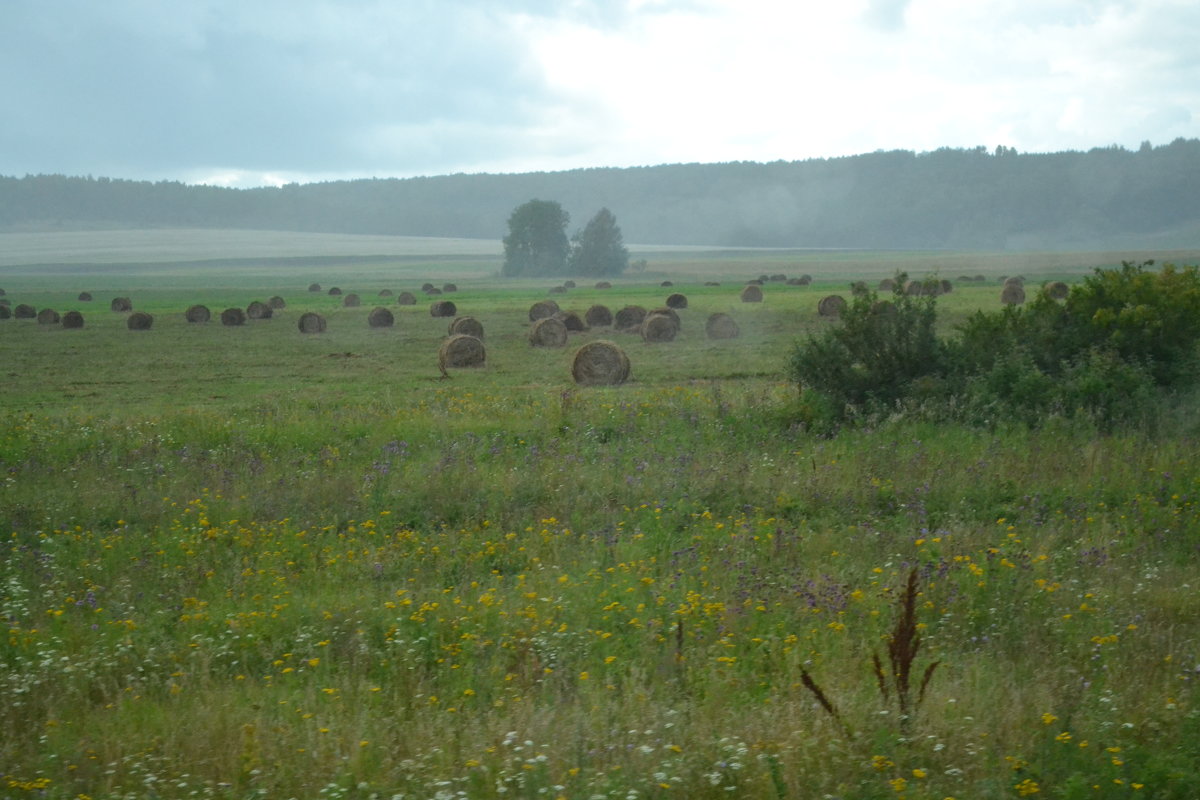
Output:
(3, 140), (1199, 250)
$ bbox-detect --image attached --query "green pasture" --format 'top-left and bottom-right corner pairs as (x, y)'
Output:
(3, 235), (1200, 799)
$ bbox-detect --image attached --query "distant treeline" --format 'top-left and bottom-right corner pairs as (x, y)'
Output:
(2, 139), (1199, 249)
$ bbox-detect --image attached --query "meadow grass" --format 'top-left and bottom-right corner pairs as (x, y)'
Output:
(3, 244), (1200, 799)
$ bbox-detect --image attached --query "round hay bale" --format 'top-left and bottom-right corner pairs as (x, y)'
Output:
(641, 312), (678, 343)
(770, 273), (788, 282)
(1045, 280), (1069, 300)
(367, 306), (395, 328)
(127, 311), (154, 330)
(529, 300), (560, 321)
(110, 297), (132, 312)
(78, 291), (93, 302)
(430, 300), (457, 318)
(648, 306), (680, 328)
(572, 340), (631, 386)
(221, 307), (247, 326)
(268, 295), (286, 309)
(758, 274), (770, 283)
(1001, 283), (1026, 305)
(740, 285), (763, 303)
(185, 304), (211, 323)
(661, 280), (674, 287)
(439, 334), (486, 372)
(449, 316), (484, 338)
(0, 298), (9, 306)
(61, 310), (84, 329)
(785, 278), (803, 285)
(529, 316), (569, 347)
(14, 303), (36, 319)
(328, 286), (343, 296)
(850, 281), (870, 297)
(705, 312), (740, 339)
(425, 286), (443, 296)
(0, 287), (5, 295)
(940, 279), (953, 294)
(871, 299), (897, 317)
(298, 312), (327, 333)
(563, 280), (576, 289)
(442, 283), (457, 293)
(246, 301), (273, 319)
(397, 291), (417, 305)
(585, 304), (613, 328)
(748, 278), (764, 286)
(0, 305), (11, 320)
(308, 283), (322, 292)
(37, 308), (60, 325)
(549, 285), (568, 295)
(342, 293), (361, 308)
(705, 281), (721, 286)
(1004, 275), (1025, 286)
(421, 282), (436, 293)
(556, 310), (586, 332)
(878, 278), (897, 291)
(378, 289), (393, 297)
(798, 274), (813, 285)
(595, 281), (612, 289)
(818, 294), (847, 317)
(614, 305), (648, 331)
(665, 292), (688, 309)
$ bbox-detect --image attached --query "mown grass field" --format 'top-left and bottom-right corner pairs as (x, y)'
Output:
(3, 235), (1200, 799)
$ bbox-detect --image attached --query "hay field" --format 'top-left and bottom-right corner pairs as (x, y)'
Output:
(3, 243), (1200, 799)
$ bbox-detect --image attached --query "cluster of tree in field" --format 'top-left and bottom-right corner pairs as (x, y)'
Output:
(502, 201), (628, 277)
(2, 139), (1199, 249)
(789, 260), (1200, 429)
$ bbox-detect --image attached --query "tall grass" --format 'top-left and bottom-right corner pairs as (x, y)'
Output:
(2, 255), (1200, 798)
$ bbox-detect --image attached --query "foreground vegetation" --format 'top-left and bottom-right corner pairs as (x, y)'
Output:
(2, 249), (1200, 799)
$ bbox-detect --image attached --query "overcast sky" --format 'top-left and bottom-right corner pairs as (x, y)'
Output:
(2, 0), (1197, 188)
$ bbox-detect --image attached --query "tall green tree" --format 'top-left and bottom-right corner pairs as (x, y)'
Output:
(569, 207), (629, 277)
(502, 199), (570, 277)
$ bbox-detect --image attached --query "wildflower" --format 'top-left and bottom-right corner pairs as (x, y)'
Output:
(1041, 712), (1058, 725)
(1015, 778), (1040, 795)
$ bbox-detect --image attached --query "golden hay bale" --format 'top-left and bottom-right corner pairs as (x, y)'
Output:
(397, 291), (417, 305)
(439, 334), (486, 372)
(641, 312), (678, 343)
(342, 293), (361, 308)
(1004, 275), (1025, 286)
(648, 306), (680, 328)
(127, 311), (154, 330)
(110, 297), (132, 312)
(1001, 283), (1026, 305)
(62, 310), (84, 329)
(14, 303), (36, 318)
(308, 283), (322, 292)
(78, 292), (93, 302)
(818, 295), (847, 317)
(1045, 281), (1069, 300)
(185, 304), (211, 323)
(421, 282), (436, 292)
(614, 304), (648, 330)
(878, 278), (897, 291)
(328, 286), (343, 296)
(665, 292), (688, 309)
(705, 312), (740, 339)
(740, 285), (763, 303)
(430, 300), (457, 318)
(594, 281), (612, 289)
(221, 307), (247, 326)
(572, 340), (631, 386)
(529, 300), (560, 321)
(378, 289), (393, 297)
(529, 316), (569, 347)
(298, 312), (327, 333)
(585, 304), (613, 327)
(37, 308), (61, 325)
(443, 283), (458, 293)
(367, 307), (395, 328)
(268, 295), (286, 309)
(247, 301), (273, 319)
(449, 316), (484, 338)
(556, 310), (586, 332)
(0, 305), (11, 319)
